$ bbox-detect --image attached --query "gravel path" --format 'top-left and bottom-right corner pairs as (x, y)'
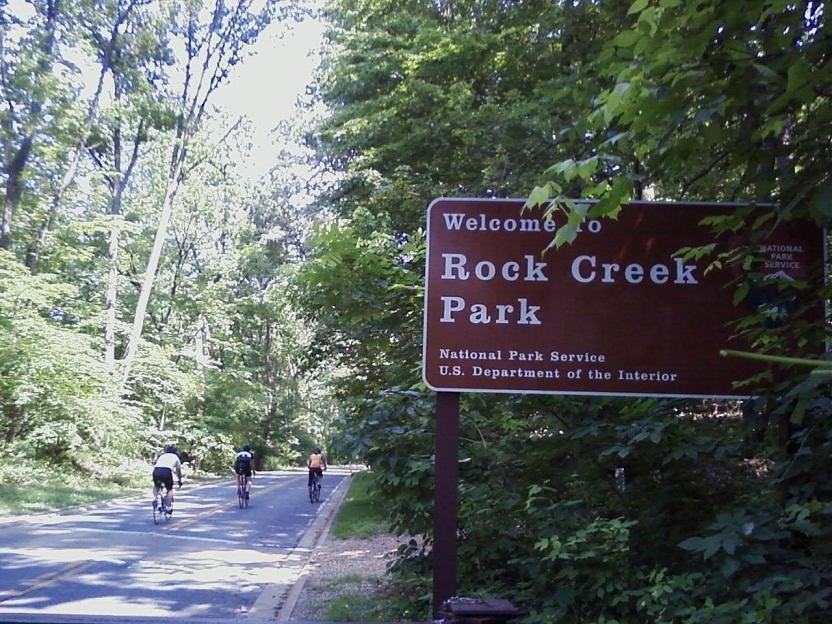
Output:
(288, 532), (403, 621)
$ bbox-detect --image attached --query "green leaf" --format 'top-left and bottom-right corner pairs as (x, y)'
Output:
(638, 7), (661, 36)
(678, 536), (706, 551)
(526, 185), (552, 209)
(605, 83), (631, 118)
(752, 63), (779, 81)
(588, 177), (632, 218)
(601, 131), (630, 147)
(554, 224), (579, 248)
(786, 59), (811, 99)
(628, 0), (649, 15)
(612, 30), (640, 48)
(576, 157), (599, 180)
(733, 282), (750, 306)
(810, 179), (832, 219)
(721, 535), (738, 555)
(547, 158), (576, 177)
(703, 536), (721, 559)
(751, 211), (775, 229)
(581, 181), (610, 198)
(791, 398), (807, 425)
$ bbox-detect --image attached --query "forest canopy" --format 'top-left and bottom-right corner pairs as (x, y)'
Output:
(299, 0), (831, 622)
(0, 0), (335, 476)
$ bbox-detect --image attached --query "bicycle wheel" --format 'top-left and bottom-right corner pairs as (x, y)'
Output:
(238, 479), (245, 508)
(312, 478), (321, 503)
(152, 488), (163, 525)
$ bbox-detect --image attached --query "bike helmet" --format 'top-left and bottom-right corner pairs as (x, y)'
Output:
(314, 447), (321, 454)
(165, 444), (178, 454)
(242, 444), (251, 452)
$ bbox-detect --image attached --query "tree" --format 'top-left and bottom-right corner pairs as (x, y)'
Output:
(24, 0), (152, 272)
(85, 2), (176, 370)
(531, 0), (831, 243)
(0, 0), (72, 250)
(302, 0), (832, 621)
(120, 0), (289, 387)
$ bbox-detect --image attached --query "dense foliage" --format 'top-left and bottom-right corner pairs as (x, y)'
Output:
(297, 0), (832, 622)
(0, 0), (337, 488)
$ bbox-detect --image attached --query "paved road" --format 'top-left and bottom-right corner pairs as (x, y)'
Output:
(0, 470), (349, 620)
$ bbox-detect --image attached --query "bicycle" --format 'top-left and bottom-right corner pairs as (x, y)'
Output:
(237, 473), (249, 508)
(152, 482), (173, 524)
(309, 471), (322, 504)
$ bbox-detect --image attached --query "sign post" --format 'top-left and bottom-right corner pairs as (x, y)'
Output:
(422, 197), (823, 616)
(432, 391), (460, 616)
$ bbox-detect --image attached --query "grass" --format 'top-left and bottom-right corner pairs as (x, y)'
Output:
(330, 470), (391, 539)
(319, 573), (371, 587)
(323, 590), (391, 621)
(318, 575), (407, 622)
(310, 472), (418, 621)
(0, 454), (235, 517)
(0, 470), (147, 516)
(0, 455), (159, 516)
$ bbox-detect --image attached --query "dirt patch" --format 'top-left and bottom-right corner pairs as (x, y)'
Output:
(289, 533), (402, 620)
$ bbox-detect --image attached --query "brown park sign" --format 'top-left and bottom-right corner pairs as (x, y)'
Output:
(422, 198), (824, 398)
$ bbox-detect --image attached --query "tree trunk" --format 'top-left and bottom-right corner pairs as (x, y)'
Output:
(121, 156), (185, 387)
(103, 121), (143, 370)
(119, 0), (273, 389)
(25, 0), (136, 271)
(0, 0), (61, 250)
(2, 403), (22, 444)
(195, 314), (205, 373)
(105, 220), (121, 371)
(26, 144), (86, 270)
(158, 403), (167, 431)
(0, 137), (32, 249)
(25, 191), (60, 270)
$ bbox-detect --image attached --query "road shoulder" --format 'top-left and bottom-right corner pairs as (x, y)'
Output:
(246, 471), (354, 620)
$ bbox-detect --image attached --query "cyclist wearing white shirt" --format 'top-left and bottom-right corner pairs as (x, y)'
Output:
(152, 445), (182, 512)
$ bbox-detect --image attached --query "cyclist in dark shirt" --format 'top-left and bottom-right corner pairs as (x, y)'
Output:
(234, 445), (255, 500)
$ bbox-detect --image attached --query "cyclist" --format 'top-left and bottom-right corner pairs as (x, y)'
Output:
(307, 447), (327, 500)
(234, 445), (255, 500)
(152, 445), (182, 513)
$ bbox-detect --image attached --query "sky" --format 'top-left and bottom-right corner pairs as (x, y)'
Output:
(7, 0), (325, 182)
(212, 11), (327, 181)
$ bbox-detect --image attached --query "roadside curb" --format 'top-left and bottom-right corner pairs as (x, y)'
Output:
(244, 472), (355, 621)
